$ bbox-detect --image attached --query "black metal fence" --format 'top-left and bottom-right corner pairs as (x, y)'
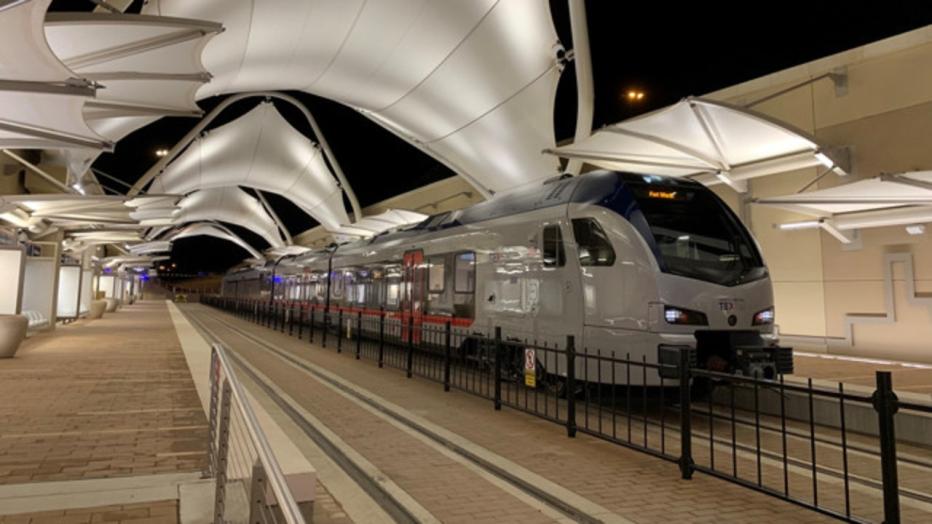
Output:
(203, 296), (929, 524)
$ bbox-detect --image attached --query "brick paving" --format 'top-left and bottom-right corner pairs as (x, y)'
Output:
(793, 353), (932, 395)
(209, 317), (555, 523)
(188, 305), (846, 523)
(0, 301), (207, 485)
(0, 499), (177, 524)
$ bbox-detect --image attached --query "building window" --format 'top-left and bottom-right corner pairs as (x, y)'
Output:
(542, 225), (565, 268)
(572, 218), (615, 266)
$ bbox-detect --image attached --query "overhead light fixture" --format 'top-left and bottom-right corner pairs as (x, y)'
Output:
(778, 220), (821, 230)
(155, 149), (169, 157)
(72, 183), (85, 195)
(906, 224), (926, 236)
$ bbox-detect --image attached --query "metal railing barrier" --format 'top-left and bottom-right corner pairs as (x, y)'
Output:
(205, 342), (306, 524)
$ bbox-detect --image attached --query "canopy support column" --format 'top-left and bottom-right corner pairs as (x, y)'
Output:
(254, 190), (293, 245)
(564, 0), (594, 176)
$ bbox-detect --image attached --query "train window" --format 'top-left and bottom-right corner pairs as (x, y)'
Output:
(454, 252), (475, 293)
(572, 218), (615, 266)
(428, 256), (445, 293)
(542, 225), (566, 268)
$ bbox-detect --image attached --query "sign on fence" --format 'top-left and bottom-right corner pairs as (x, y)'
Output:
(524, 348), (536, 388)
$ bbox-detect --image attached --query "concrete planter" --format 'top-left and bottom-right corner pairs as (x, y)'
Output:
(88, 300), (106, 319)
(105, 298), (119, 313)
(0, 315), (28, 358)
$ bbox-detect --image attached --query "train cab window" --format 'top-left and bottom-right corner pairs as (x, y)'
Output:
(454, 252), (475, 293)
(572, 218), (615, 266)
(542, 225), (566, 268)
(428, 256), (445, 293)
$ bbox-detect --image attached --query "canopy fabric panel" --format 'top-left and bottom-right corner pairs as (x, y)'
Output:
(0, 0), (109, 150)
(547, 97), (843, 183)
(102, 255), (167, 270)
(0, 193), (180, 228)
(756, 172), (932, 216)
(172, 187), (285, 248)
(142, 0), (561, 195)
(148, 102), (350, 231)
(44, 12), (220, 178)
(127, 240), (171, 255)
(335, 208), (427, 237)
(167, 223), (263, 260)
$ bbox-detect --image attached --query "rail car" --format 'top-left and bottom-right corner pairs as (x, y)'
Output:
(221, 170), (793, 385)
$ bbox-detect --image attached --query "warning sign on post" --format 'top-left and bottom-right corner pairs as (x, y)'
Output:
(524, 348), (536, 388)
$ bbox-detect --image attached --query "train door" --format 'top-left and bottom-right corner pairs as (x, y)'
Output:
(402, 249), (424, 343)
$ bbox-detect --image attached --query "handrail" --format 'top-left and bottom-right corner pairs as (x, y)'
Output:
(210, 342), (305, 523)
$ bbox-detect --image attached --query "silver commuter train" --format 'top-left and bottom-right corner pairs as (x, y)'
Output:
(221, 170), (792, 385)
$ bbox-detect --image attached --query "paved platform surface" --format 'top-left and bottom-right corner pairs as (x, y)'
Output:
(0, 499), (177, 524)
(793, 352), (932, 397)
(0, 301), (207, 485)
(183, 304), (840, 524)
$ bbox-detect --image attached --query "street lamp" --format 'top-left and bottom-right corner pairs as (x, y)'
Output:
(155, 149), (169, 157)
(625, 89), (645, 102)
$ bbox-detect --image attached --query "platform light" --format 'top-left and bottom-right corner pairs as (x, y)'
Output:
(778, 220), (821, 230)
(72, 183), (85, 195)
(905, 224), (926, 236)
(814, 151), (834, 169)
(155, 148), (169, 157)
(625, 89), (645, 102)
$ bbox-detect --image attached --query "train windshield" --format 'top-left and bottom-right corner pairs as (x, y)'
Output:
(627, 176), (766, 286)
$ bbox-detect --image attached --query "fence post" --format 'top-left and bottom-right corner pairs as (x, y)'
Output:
(406, 315), (414, 378)
(443, 321), (452, 392)
(566, 335), (576, 437)
(678, 350), (694, 480)
(247, 460), (268, 524)
(873, 371), (900, 524)
(378, 307), (385, 368)
(337, 309), (344, 353)
(494, 327), (502, 411)
(321, 308), (328, 348)
(279, 303), (286, 333)
(203, 349), (219, 479)
(355, 311), (362, 360)
(288, 305), (295, 336)
(213, 381), (232, 522)
(297, 305), (304, 340)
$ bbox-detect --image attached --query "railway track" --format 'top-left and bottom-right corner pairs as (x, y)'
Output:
(190, 303), (932, 523)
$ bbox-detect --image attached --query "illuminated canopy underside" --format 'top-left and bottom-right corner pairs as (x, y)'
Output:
(171, 187), (285, 248)
(142, 0), (562, 195)
(149, 102), (350, 232)
(167, 223), (263, 260)
(548, 98), (845, 187)
(757, 171), (932, 231)
(0, 0), (108, 150)
(44, 11), (220, 178)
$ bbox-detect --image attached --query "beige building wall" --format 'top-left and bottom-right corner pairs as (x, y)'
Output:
(707, 26), (932, 362)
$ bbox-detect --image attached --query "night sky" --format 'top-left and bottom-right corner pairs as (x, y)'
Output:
(51, 1), (932, 275)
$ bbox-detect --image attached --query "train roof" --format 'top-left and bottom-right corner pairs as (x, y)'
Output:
(360, 170), (703, 248)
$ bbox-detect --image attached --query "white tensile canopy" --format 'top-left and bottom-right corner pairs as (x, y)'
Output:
(546, 97), (847, 192)
(171, 187), (286, 249)
(335, 209), (428, 238)
(142, 0), (562, 196)
(756, 171), (932, 236)
(148, 102), (350, 232)
(0, 193), (179, 229)
(44, 11), (220, 179)
(102, 254), (168, 270)
(127, 240), (172, 256)
(0, 0), (109, 150)
(167, 223), (263, 260)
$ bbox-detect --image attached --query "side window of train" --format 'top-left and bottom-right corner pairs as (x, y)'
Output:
(454, 252), (475, 293)
(542, 224), (566, 268)
(572, 218), (616, 266)
(428, 256), (445, 294)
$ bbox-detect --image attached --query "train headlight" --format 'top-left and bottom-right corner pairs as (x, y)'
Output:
(752, 307), (775, 326)
(663, 305), (708, 326)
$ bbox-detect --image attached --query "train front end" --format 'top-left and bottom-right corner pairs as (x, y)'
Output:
(617, 173), (793, 380)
